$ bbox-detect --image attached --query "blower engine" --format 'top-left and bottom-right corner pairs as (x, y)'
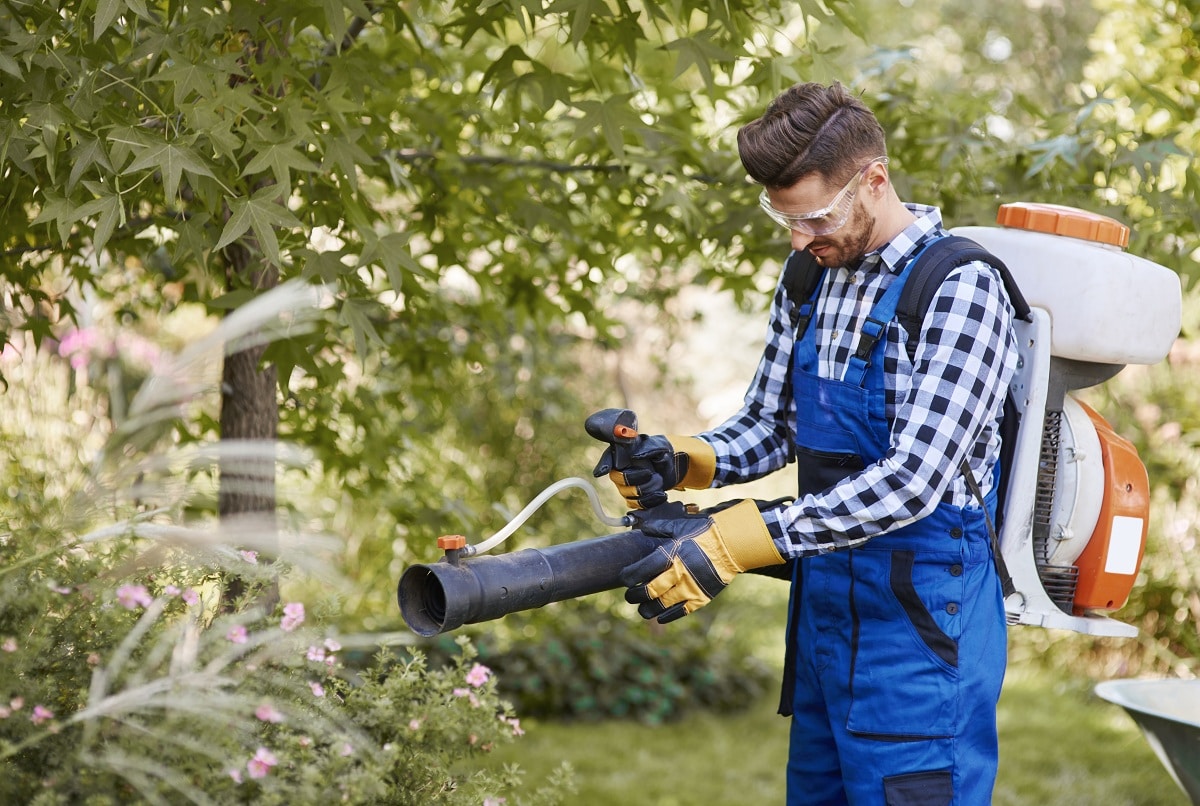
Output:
(956, 203), (1180, 637)
(398, 203), (1182, 639)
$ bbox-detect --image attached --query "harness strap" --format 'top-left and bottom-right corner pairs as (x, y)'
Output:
(960, 459), (1016, 598)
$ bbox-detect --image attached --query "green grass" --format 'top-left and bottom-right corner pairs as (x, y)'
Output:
(483, 665), (1190, 805)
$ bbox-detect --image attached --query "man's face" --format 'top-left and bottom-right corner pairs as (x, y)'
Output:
(799, 195), (875, 268)
(762, 161), (883, 267)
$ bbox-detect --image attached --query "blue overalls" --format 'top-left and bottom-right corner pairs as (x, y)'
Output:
(781, 246), (1008, 805)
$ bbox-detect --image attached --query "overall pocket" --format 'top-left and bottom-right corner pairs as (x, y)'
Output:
(845, 548), (963, 740)
(795, 445), (865, 495)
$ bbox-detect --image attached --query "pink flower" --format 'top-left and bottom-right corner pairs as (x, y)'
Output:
(31, 705), (54, 725)
(483, 798), (507, 806)
(280, 602), (304, 632)
(452, 687), (480, 708)
(228, 768), (243, 784)
(2, 638), (16, 652)
(10, 697), (24, 711)
(308, 681), (325, 697)
(246, 747), (278, 779)
(0, 706), (10, 719)
(255, 703), (284, 723)
(163, 585), (181, 596)
(226, 625), (248, 644)
(306, 645), (326, 663)
(239, 550), (258, 564)
(116, 584), (153, 610)
(323, 638), (341, 652)
(58, 327), (103, 370)
(181, 588), (200, 606)
(408, 718), (422, 731)
(114, 332), (161, 369)
(465, 663), (492, 688)
(339, 742), (353, 757)
(298, 736), (312, 748)
(503, 716), (524, 737)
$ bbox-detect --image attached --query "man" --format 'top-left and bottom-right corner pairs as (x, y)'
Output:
(595, 82), (1019, 804)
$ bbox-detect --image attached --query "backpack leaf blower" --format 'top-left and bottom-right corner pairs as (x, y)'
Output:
(398, 203), (1182, 640)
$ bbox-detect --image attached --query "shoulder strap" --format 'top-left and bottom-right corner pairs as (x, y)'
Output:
(897, 234), (1028, 598)
(781, 249), (825, 338)
(782, 249), (823, 306)
(897, 235), (1031, 360)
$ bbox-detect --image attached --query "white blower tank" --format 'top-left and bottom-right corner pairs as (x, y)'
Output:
(952, 203), (1181, 637)
(955, 202), (1181, 366)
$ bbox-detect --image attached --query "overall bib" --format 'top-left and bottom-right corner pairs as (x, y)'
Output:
(782, 247), (1008, 806)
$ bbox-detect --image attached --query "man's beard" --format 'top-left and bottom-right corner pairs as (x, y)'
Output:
(809, 201), (875, 268)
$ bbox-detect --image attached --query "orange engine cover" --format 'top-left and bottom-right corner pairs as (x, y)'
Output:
(1071, 401), (1150, 613)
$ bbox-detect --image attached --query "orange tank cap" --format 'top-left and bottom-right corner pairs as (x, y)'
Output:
(996, 202), (1130, 249)
(437, 534), (468, 550)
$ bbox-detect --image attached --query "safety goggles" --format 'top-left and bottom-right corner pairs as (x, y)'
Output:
(758, 157), (889, 236)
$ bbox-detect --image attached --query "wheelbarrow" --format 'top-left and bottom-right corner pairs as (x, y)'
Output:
(1095, 678), (1200, 804)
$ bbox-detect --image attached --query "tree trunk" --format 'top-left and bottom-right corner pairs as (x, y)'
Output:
(219, 242), (279, 610)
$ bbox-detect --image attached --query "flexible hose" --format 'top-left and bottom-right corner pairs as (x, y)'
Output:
(464, 476), (631, 556)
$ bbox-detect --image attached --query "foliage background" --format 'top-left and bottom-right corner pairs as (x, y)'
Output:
(1, 0), (1197, 801)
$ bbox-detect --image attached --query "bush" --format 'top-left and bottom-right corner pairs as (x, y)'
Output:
(0, 333), (571, 804)
(419, 602), (778, 725)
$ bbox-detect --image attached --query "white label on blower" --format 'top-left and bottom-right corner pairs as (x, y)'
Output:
(1105, 516), (1144, 576)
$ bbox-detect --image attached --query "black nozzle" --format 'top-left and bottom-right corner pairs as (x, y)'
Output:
(398, 530), (660, 636)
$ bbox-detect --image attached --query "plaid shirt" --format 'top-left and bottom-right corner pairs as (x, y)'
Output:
(700, 205), (1019, 558)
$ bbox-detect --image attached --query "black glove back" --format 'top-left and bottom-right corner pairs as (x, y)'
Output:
(592, 434), (685, 509)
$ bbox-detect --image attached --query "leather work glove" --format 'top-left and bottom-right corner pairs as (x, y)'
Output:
(592, 434), (716, 510)
(621, 499), (785, 623)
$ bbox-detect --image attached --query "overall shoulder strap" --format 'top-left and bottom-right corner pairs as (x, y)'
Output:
(896, 234), (1031, 360)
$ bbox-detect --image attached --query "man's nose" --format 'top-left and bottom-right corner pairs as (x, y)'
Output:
(791, 228), (815, 252)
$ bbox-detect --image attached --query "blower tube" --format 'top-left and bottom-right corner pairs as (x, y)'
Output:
(398, 529), (660, 636)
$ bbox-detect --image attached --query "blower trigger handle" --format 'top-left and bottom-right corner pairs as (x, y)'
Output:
(585, 408), (640, 470)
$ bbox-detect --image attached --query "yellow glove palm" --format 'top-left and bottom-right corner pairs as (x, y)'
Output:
(620, 499), (785, 622)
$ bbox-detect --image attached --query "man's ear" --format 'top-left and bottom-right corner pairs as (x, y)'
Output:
(866, 163), (889, 197)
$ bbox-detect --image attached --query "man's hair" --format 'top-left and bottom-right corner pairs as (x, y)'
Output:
(737, 82), (887, 191)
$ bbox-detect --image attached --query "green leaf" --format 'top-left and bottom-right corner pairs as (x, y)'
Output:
(30, 192), (75, 246)
(338, 297), (384, 360)
(72, 189), (123, 255)
(214, 186), (302, 267)
(124, 141), (216, 201)
(0, 52), (21, 80)
(94, 0), (123, 40)
(663, 32), (738, 88)
(826, 0), (866, 39)
(573, 95), (640, 159)
(322, 0), (349, 46)
(207, 289), (257, 311)
(374, 231), (423, 292)
(150, 59), (218, 106)
(546, 0), (611, 46)
(242, 140), (320, 190)
(67, 136), (113, 192)
(321, 135), (371, 191)
(1024, 134), (1082, 179)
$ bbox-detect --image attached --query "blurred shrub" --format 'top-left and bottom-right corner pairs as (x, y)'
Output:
(0, 332), (570, 805)
(417, 600), (778, 725)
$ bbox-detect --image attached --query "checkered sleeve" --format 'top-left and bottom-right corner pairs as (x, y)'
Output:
(696, 275), (797, 484)
(760, 261), (1018, 557)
